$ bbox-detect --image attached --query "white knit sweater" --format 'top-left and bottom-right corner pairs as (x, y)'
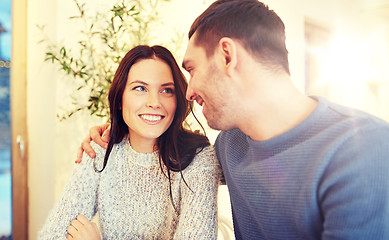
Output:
(38, 137), (221, 239)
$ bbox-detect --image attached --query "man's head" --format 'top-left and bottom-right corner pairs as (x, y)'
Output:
(183, 0), (290, 131)
(189, 0), (289, 74)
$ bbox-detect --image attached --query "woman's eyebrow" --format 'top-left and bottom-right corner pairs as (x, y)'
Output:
(161, 82), (175, 87)
(129, 80), (148, 85)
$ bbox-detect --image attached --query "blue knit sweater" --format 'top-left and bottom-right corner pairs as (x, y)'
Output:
(215, 96), (389, 239)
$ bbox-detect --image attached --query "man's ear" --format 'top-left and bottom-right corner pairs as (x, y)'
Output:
(217, 37), (237, 76)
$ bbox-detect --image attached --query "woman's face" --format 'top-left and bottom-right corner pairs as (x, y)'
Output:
(122, 58), (177, 150)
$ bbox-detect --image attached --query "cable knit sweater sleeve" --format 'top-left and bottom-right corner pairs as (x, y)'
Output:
(173, 145), (222, 239)
(37, 145), (104, 240)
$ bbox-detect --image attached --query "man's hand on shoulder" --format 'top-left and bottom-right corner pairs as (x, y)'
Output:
(75, 123), (111, 163)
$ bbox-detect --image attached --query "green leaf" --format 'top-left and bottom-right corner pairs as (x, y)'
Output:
(60, 47), (66, 57)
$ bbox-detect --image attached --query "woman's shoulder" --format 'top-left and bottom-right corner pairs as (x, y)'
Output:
(182, 144), (222, 185)
(81, 140), (125, 168)
(189, 145), (219, 169)
(81, 141), (106, 160)
(89, 139), (130, 168)
(196, 144), (215, 156)
(92, 141), (108, 155)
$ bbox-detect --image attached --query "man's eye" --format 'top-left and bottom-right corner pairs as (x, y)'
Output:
(134, 86), (146, 92)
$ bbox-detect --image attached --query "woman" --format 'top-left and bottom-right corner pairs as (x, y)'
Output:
(38, 45), (221, 239)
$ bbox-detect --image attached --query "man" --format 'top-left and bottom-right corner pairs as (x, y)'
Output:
(80, 0), (389, 239)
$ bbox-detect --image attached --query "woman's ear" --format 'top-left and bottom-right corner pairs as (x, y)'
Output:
(217, 37), (237, 76)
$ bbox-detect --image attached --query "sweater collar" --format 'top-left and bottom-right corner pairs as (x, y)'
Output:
(245, 96), (328, 152)
(123, 136), (160, 167)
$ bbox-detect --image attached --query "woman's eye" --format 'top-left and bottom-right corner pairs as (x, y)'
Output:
(162, 88), (175, 94)
(134, 86), (146, 92)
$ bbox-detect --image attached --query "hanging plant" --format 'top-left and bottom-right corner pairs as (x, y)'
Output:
(39, 0), (171, 120)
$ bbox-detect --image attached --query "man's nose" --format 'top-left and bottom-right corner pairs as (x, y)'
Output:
(186, 84), (197, 101)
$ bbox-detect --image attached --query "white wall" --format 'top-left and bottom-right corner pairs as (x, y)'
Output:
(27, 0), (57, 238)
(26, 0), (389, 239)
(27, 0), (111, 237)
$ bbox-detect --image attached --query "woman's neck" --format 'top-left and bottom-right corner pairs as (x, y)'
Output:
(128, 137), (157, 153)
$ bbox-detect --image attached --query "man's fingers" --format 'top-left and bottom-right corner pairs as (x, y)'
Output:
(80, 136), (96, 159)
(75, 147), (83, 164)
(76, 123), (111, 163)
(90, 124), (109, 149)
(101, 125), (111, 144)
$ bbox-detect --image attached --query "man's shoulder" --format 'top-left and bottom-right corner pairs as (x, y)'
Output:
(332, 104), (389, 139)
(323, 97), (388, 127)
(315, 96), (389, 138)
(214, 129), (252, 166)
(315, 98), (389, 162)
(215, 129), (247, 149)
(216, 128), (247, 142)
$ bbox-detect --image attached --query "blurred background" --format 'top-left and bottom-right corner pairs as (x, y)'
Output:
(2, 0), (389, 239)
(0, 0), (11, 239)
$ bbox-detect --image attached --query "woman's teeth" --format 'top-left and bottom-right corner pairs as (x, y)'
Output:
(140, 115), (162, 121)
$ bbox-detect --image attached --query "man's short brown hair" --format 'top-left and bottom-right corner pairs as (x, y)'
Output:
(189, 0), (290, 74)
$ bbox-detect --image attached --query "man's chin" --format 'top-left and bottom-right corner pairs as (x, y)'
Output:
(206, 118), (226, 131)
(203, 108), (233, 131)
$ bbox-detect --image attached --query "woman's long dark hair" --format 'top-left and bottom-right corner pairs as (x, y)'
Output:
(96, 45), (209, 194)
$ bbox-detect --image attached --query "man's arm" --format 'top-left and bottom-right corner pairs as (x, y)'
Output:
(76, 123), (111, 163)
(321, 128), (389, 239)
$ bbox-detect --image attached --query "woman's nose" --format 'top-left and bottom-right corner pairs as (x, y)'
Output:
(146, 92), (161, 109)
